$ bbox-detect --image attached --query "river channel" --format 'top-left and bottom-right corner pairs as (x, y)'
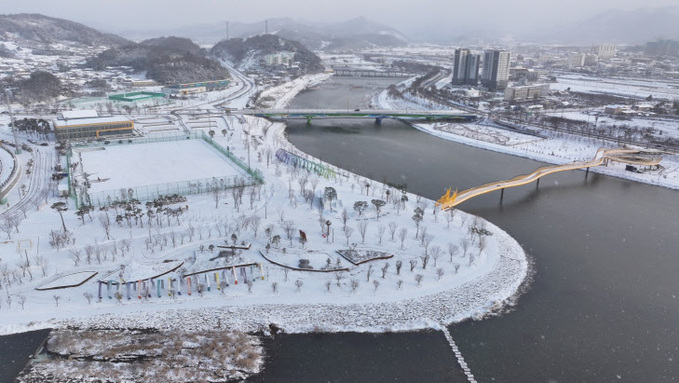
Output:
(268, 77), (679, 382)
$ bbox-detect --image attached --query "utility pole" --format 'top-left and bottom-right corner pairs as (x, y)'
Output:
(226, 21), (229, 40)
(265, 20), (268, 35)
(4, 89), (21, 154)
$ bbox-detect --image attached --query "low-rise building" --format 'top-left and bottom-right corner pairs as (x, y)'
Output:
(53, 115), (134, 140)
(161, 79), (229, 96)
(504, 84), (550, 102)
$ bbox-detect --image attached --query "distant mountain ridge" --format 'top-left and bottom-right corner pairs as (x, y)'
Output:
(531, 5), (679, 44)
(118, 17), (408, 50)
(0, 13), (130, 47)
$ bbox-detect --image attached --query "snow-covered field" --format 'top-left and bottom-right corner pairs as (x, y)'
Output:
(75, 139), (247, 194)
(553, 74), (679, 100)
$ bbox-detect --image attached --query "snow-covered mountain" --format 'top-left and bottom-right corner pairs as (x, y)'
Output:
(0, 13), (130, 48)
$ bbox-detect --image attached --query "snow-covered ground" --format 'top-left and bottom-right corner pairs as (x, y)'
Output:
(75, 139), (248, 194)
(256, 73), (333, 109)
(0, 73), (530, 340)
(553, 74), (679, 101)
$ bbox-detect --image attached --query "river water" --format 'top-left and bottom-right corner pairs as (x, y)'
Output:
(275, 78), (679, 382)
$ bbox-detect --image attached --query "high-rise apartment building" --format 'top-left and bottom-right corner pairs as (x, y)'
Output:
(481, 50), (511, 91)
(452, 49), (481, 86)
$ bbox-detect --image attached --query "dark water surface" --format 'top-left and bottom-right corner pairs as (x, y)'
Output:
(0, 329), (50, 383)
(275, 78), (679, 382)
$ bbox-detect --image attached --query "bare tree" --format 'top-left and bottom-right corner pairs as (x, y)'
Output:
(398, 227), (408, 250)
(83, 292), (93, 304)
(366, 264), (374, 282)
(18, 295), (26, 310)
(445, 209), (455, 228)
(98, 213), (112, 240)
(325, 280), (332, 292)
(420, 254), (430, 270)
(344, 226), (354, 246)
(461, 238), (470, 258)
(295, 279), (303, 292)
(453, 263), (460, 274)
(397, 279), (403, 289)
(381, 262), (390, 278)
(357, 221), (369, 244)
(409, 259), (418, 272)
(373, 280), (380, 291)
(388, 222), (398, 241)
(448, 243), (459, 262)
(68, 249), (82, 267)
(436, 268), (444, 280)
(283, 269), (289, 282)
(334, 270), (345, 287)
(376, 225), (386, 245)
(350, 279), (359, 293)
(341, 208), (349, 230)
(297, 172), (309, 196)
(248, 215), (262, 238)
(415, 274), (423, 286)
(247, 280), (253, 293)
(396, 260), (403, 275)
(422, 233), (434, 256)
(53, 295), (61, 307)
(271, 282), (279, 293)
(0, 217), (14, 239)
(430, 245), (442, 267)
(280, 220), (296, 245)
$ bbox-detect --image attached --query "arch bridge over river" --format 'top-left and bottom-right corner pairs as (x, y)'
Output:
(437, 147), (664, 209)
(238, 109), (477, 124)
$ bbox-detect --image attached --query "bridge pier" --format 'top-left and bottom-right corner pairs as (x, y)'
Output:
(536, 178), (540, 188)
(375, 117), (382, 125)
(306, 116), (312, 125)
(500, 188), (504, 203)
(585, 167), (589, 179)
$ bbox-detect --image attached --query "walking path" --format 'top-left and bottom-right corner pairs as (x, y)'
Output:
(437, 147), (663, 209)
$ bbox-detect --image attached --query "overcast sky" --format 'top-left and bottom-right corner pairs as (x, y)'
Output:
(1, 0), (677, 37)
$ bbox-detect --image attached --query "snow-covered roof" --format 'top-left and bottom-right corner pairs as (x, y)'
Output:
(53, 115), (131, 128)
(59, 110), (99, 120)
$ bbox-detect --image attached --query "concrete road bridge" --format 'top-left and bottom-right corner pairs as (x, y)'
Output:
(237, 109), (478, 124)
(437, 148), (663, 210)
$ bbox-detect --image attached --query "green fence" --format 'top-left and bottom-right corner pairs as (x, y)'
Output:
(68, 132), (264, 208)
(199, 131), (263, 183)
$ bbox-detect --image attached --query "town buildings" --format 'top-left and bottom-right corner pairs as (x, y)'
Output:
(481, 50), (511, 91)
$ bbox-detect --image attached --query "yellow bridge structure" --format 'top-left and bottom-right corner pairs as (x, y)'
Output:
(437, 148), (663, 210)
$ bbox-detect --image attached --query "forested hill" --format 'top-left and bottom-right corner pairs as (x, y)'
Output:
(210, 34), (323, 73)
(87, 44), (230, 85)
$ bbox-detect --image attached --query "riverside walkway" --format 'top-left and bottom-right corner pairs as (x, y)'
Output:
(437, 148), (663, 210)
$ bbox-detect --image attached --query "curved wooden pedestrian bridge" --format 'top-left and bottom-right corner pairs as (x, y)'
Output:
(437, 148), (663, 210)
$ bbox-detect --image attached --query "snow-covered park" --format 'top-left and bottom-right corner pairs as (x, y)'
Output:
(0, 84), (529, 347)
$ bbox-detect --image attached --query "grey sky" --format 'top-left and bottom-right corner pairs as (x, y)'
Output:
(1, 0), (677, 36)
